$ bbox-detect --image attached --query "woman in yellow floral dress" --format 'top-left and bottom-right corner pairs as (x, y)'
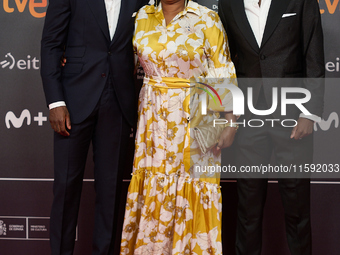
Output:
(120, 0), (237, 254)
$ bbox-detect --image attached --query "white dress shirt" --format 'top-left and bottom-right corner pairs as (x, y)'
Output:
(243, 0), (320, 122)
(244, 0), (272, 47)
(105, 0), (121, 40)
(49, 0), (121, 110)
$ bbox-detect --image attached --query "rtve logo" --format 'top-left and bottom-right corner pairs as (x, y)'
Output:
(1, 53), (39, 70)
(2, 0), (47, 18)
(319, 0), (340, 14)
(5, 109), (47, 129)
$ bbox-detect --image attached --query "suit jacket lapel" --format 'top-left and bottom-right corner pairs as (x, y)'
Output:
(261, 0), (291, 48)
(87, 0), (110, 42)
(230, 0), (259, 53)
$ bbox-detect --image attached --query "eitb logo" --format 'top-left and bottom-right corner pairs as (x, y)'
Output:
(0, 52), (39, 70)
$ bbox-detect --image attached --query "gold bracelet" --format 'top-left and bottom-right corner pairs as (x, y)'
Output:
(226, 123), (239, 131)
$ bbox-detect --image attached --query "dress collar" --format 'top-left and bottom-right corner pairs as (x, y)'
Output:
(145, 0), (201, 17)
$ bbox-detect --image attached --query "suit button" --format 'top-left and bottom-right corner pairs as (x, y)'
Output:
(101, 73), (106, 77)
(260, 55), (266, 60)
(108, 51), (111, 55)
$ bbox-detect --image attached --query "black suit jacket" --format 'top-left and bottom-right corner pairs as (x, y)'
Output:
(219, 0), (325, 120)
(41, 0), (148, 125)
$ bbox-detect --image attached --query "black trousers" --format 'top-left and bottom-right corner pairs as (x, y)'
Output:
(234, 117), (313, 255)
(50, 78), (130, 255)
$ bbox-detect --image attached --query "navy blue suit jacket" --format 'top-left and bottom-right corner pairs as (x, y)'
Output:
(41, 0), (148, 125)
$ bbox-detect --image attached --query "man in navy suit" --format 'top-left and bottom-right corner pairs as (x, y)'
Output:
(219, 0), (324, 254)
(40, 0), (148, 254)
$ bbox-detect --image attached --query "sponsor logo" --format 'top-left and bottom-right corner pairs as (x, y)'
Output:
(5, 110), (47, 129)
(1, 53), (39, 70)
(325, 58), (340, 73)
(2, 0), (47, 18)
(314, 112), (339, 131)
(136, 67), (144, 80)
(0, 220), (7, 236)
(0, 217), (51, 240)
(319, 0), (340, 15)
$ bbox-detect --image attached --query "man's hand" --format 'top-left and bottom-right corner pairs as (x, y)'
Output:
(61, 53), (66, 67)
(214, 125), (237, 150)
(212, 112), (237, 155)
(290, 117), (314, 140)
(49, 106), (71, 136)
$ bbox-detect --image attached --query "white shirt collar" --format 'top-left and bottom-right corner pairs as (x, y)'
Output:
(244, 0), (272, 46)
(104, 0), (121, 40)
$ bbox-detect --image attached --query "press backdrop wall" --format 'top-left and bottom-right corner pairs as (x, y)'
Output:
(0, 0), (339, 254)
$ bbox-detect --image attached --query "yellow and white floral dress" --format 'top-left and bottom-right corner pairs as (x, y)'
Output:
(120, 1), (236, 255)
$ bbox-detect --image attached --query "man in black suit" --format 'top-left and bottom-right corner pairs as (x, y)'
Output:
(218, 0), (324, 254)
(40, 0), (148, 254)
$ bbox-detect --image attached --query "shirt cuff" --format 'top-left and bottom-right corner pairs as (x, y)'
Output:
(49, 101), (66, 110)
(299, 113), (321, 123)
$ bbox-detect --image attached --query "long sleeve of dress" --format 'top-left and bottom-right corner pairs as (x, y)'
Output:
(202, 10), (237, 112)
